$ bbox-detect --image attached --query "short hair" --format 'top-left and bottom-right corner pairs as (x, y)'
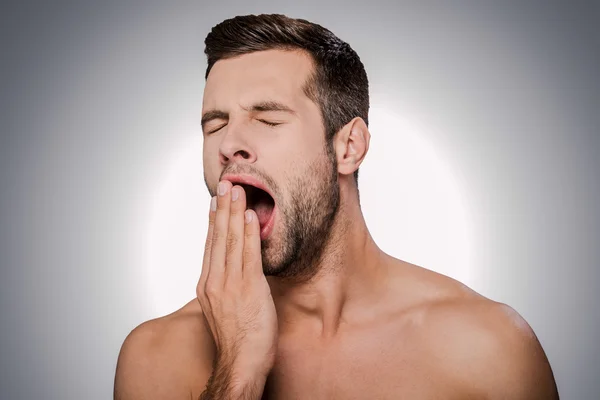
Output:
(204, 14), (369, 185)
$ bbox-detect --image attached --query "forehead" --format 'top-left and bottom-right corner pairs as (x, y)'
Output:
(203, 49), (315, 109)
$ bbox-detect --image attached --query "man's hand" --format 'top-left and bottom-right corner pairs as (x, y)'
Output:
(196, 180), (278, 399)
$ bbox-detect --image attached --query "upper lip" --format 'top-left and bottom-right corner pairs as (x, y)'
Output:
(220, 173), (275, 201)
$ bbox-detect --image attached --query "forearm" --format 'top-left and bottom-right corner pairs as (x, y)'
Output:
(199, 363), (267, 400)
(196, 184), (276, 399)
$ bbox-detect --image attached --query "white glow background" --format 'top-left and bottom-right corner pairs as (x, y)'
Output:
(1, 1), (598, 399)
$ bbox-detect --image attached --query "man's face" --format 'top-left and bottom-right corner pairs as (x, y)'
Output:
(202, 49), (340, 280)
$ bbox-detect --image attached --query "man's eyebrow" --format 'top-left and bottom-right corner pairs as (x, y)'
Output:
(201, 110), (228, 129)
(244, 101), (296, 114)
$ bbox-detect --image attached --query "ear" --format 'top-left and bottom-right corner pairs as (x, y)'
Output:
(334, 117), (370, 177)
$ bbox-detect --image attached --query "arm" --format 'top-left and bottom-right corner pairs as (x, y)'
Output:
(114, 308), (219, 400)
(196, 181), (277, 399)
(113, 309), (266, 400)
(115, 182), (276, 400)
(114, 319), (211, 400)
(429, 300), (559, 399)
(198, 361), (267, 400)
(481, 303), (559, 399)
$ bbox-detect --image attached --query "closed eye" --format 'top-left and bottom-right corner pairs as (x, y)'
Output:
(206, 120), (281, 134)
(258, 119), (282, 127)
(207, 123), (227, 134)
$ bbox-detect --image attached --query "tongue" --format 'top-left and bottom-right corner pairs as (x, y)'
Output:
(254, 199), (274, 227)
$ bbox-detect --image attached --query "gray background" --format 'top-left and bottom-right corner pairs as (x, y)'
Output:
(1, 1), (598, 399)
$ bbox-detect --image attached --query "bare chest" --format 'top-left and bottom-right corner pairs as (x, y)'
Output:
(261, 331), (459, 400)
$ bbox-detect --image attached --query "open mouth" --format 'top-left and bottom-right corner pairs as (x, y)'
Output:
(237, 183), (276, 238)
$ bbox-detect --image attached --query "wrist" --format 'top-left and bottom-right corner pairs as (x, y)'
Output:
(227, 374), (267, 400)
(204, 359), (268, 400)
(216, 350), (273, 382)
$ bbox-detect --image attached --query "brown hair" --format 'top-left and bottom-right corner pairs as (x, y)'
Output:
(204, 14), (369, 185)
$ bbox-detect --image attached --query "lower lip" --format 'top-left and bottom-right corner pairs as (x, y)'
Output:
(260, 205), (277, 241)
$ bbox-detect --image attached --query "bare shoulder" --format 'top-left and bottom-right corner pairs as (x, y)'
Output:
(392, 261), (559, 399)
(114, 299), (215, 400)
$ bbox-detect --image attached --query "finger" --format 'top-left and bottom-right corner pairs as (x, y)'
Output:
(243, 208), (263, 279)
(207, 180), (232, 288)
(198, 195), (217, 295)
(225, 185), (246, 284)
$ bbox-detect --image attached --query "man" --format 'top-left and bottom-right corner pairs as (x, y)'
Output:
(114, 14), (559, 399)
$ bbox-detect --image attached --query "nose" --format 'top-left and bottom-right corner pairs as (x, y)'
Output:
(218, 123), (257, 165)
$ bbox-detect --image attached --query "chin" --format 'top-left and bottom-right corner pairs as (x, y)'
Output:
(261, 238), (293, 277)
(261, 246), (284, 276)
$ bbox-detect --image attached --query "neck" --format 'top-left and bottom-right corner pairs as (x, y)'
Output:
(267, 185), (388, 340)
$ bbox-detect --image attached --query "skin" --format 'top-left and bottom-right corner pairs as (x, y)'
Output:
(114, 49), (559, 399)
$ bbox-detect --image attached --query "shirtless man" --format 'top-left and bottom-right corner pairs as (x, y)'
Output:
(114, 14), (559, 399)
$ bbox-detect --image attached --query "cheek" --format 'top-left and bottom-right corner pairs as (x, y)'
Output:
(203, 142), (219, 167)
(278, 124), (323, 161)
(202, 145), (220, 189)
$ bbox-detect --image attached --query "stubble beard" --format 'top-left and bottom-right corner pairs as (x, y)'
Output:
(261, 147), (340, 282)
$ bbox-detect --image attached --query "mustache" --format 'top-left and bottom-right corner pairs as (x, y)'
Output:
(219, 164), (267, 182)
(204, 164), (278, 197)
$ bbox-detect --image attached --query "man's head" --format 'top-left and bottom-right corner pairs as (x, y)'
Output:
(201, 14), (370, 281)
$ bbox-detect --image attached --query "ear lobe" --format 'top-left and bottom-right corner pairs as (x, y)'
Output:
(335, 117), (370, 177)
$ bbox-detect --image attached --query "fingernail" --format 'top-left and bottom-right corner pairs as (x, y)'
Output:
(210, 196), (217, 211)
(245, 210), (252, 224)
(218, 181), (227, 196)
(232, 187), (239, 201)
